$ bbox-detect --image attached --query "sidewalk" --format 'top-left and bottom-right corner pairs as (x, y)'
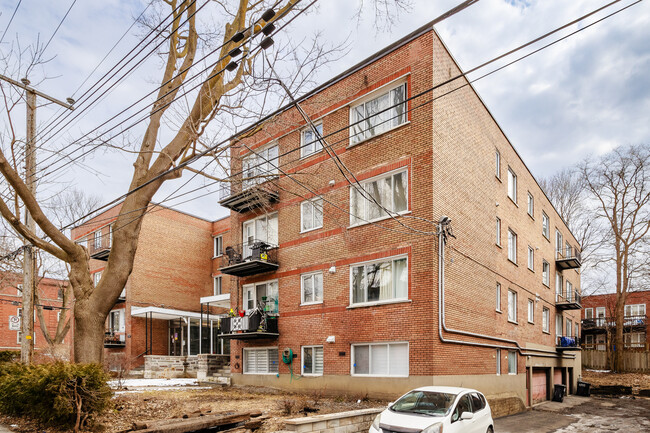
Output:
(0, 425), (11, 433)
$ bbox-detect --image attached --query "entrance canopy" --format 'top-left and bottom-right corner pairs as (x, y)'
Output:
(131, 306), (202, 321)
(200, 293), (230, 308)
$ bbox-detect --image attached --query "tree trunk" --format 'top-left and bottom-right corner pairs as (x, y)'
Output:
(73, 299), (106, 364)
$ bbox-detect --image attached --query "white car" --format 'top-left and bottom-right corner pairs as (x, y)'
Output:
(370, 386), (494, 433)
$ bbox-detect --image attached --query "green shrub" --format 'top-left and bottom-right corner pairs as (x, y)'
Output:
(0, 351), (19, 363)
(0, 362), (112, 431)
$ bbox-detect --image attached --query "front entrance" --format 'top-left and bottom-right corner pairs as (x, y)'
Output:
(169, 321), (186, 356)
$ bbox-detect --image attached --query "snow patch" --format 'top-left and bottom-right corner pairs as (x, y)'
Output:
(585, 369), (611, 373)
(109, 378), (199, 389)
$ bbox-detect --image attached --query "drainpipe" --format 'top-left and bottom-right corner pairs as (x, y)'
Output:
(437, 216), (574, 360)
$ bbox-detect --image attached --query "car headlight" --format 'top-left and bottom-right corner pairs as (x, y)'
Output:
(371, 413), (381, 430)
(422, 422), (443, 433)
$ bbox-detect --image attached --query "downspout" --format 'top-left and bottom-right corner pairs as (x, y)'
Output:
(437, 216), (574, 360)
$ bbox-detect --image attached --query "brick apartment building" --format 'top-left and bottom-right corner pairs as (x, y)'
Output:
(0, 272), (70, 358)
(70, 203), (232, 368)
(581, 290), (649, 351)
(214, 21), (583, 408)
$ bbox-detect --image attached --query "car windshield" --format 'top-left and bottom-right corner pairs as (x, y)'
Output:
(390, 391), (457, 417)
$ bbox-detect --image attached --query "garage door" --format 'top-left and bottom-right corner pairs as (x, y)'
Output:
(532, 368), (547, 404)
(554, 369), (563, 385)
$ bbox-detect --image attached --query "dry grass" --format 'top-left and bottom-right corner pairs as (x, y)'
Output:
(582, 370), (650, 389)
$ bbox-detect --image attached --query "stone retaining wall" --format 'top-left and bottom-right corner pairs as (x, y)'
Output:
(283, 408), (383, 433)
(144, 354), (229, 379)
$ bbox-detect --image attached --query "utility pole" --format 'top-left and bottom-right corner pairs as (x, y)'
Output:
(0, 74), (73, 364)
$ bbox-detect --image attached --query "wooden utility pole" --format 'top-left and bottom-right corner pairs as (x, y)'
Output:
(0, 74), (73, 363)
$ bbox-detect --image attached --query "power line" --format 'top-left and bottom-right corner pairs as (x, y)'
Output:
(0, 0), (22, 44)
(40, 0), (77, 57)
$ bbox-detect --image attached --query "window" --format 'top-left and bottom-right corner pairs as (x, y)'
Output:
(565, 241), (571, 259)
(350, 170), (408, 226)
(350, 82), (407, 144)
(213, 276), (222, 296)
(508, 290), (517, 323)
(351, 255), (407, 305)
(302, 346), (324, 375)
(242, 213), (278, 251)
(495, 150), (501, 179)
(527, 299), (534, 323)
(93, 230), (102, 249)
(566, 318), (572, 337)
(301, 123), (323, 157)
(624, 332), (645, 348)
(542, 307), (550, 333)
(542, 260), (550, 286)
(507, 350), (517, 374)
(507, 168), (517, 203)
(542, 212), (550, 239)
(351, 342), (408, 377)
(496, 218), (501, 247)
(596, 334), (606, 351)
(108, 310), (124, 333)
(555, 230), (563, 259)
(584, 308), (593, 320)
(575, 323), (579, 340)
(556, 314), (563, 338)
(496, 283), (501, 312)
(452, 394), (472, 423)
(242, 143), (279, 189)
(16, 283), (22, 296)
(300, 198), (323, 232)
(585, 334), (594, 349)
(243, 347), (279, 374)
(301, 272), (323, 305)
(527, 246), (534, 271)
(507, 229), (517, 263)
(527, 192), (534, 217)
(93, 271), (102, 287)
(213, 236), (223, 257)
(566, 280), (573, 301)
(243, 280), (279, 314)
(555, 273), (563, 301)
(625, 304), (646, 318)
(496, 349), (501, 375)
(596, 307), (606, 326)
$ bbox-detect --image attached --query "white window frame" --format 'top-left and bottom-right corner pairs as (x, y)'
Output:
(243, 347), (279, 375)
(507, 229), (517, 264)
(542, 212), (550, 239)
(349, 80), (408, 146)
(527, 192), (534, 217)
(596, 307), (606, 326)
(527, 246), (534, 271)
(496, 349), (501, 375)
(243, 279), (279, 314)
(350, 341), (409, 377)
(349, 254), (408, 307)
(242, 212), (279, 248)
(301, 271), (323, 305)
(555, 230), (563, 259)
(555, 273), (563, 302)
(507, 350), (517, 375)
(93, 271), (102, 287)
(213, 276), (222, 296)
(93, 230), (102, 249)
(242, 142), (279, 190)
(508, 290), (517, 323)
(349, 168), (409, 227)
(624, 332), (645, 348)
(495, 149), (501, 179)
(556, 314), (563, 338)
(542, 260), (550, 286)
(496, 217), (501, 247)
(625, 304), (646, 318)
(566, 280), (573, 301)
(213, 236), (223, 258)
(301, 345), (324, 376)
(496, 282), (502, 312)
(584, 308), (593, 320)
(507, 167), (517, 204)
(585, 334), (594, 349)
(300, 198), (324, 233)
(527, 299), (534, 324)
(300, 123), (323, 158)
(542, 307), (550, 333)
(566, 318), (572, 337)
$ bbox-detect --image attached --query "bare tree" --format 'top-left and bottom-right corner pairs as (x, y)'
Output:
(579, 144), (650, 372)
(0, 0), (403, 363)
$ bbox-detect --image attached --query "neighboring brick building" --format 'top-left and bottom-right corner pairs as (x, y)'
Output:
(215, 22), (582, 409)
(71, 203), (232, 368)
(0, 272), (70, 358)
(581, 290), (649, 351)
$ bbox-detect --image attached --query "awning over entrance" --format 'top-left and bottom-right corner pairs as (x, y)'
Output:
(131, 306), (202, 320)
(200, 293), (230, 308)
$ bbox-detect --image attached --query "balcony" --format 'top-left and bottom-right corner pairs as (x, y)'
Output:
(218, 241), (279, 277)
(556, 246), (581, 270)
(219, 310), (279, 340)
(218, 180), (279, 213)
(556, 291), (582, 310)
(115, 289), (126, 303)
(582, 315), (647, 331)
(89, 238), (110, 261)
(104, 332), (126, 348)
(556, 336), (580, 351)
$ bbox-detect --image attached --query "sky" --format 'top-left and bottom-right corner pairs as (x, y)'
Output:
(0, 0), (648, 227)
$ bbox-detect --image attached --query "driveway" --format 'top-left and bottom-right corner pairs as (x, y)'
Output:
(495, 395), (650, 432)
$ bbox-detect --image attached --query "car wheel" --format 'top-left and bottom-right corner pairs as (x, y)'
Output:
(487, 427), (494, 433)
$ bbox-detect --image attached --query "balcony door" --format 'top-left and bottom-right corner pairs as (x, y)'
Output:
(596, 307), (606, 326)
(242, 213), (279, 258)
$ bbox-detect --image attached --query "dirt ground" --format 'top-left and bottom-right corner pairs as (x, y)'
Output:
(1, 384), (386, 433)
(582, 369), (650, 389)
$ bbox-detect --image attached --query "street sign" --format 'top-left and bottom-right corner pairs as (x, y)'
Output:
(9, 315), (20, 331)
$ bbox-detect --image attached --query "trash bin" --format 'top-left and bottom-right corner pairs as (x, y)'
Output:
(576, 381), (591, 397)
(552, 384), (566, 402)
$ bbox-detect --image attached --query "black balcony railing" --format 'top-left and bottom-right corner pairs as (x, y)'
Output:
(219, 309), (279, 340)
(556, 246), (581, 270)
(89, 235), (110, 261)
(218, 240), (279, 277)
(582, 315), (647, 330)
(556, 336), (580, 350)
(556, 291), (582, 310)
(104, 331), (126, 347)
(218, 178), (279, 213)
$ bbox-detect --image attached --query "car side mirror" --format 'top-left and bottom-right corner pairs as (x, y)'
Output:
(460, 412), (474, 420)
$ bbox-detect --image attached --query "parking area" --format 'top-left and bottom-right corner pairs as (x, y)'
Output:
(495, 395), (650, 432)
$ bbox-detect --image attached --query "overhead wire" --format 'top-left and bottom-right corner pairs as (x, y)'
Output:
(40, 0), (77, 58)
(0, 0), (21, 44)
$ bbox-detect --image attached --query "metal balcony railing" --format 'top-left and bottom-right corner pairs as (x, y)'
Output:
(556, 246), (582, 270)
(556, 336), (580, 350)
(218, 240), (279, 277)
(219, 309), (279, 340)
(555, 290), (581, 310)
(582, 315), (647, 330)
(218, 177), (279, 213)
(89, 233), (111, 260)
(104, 331), (126, 347)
